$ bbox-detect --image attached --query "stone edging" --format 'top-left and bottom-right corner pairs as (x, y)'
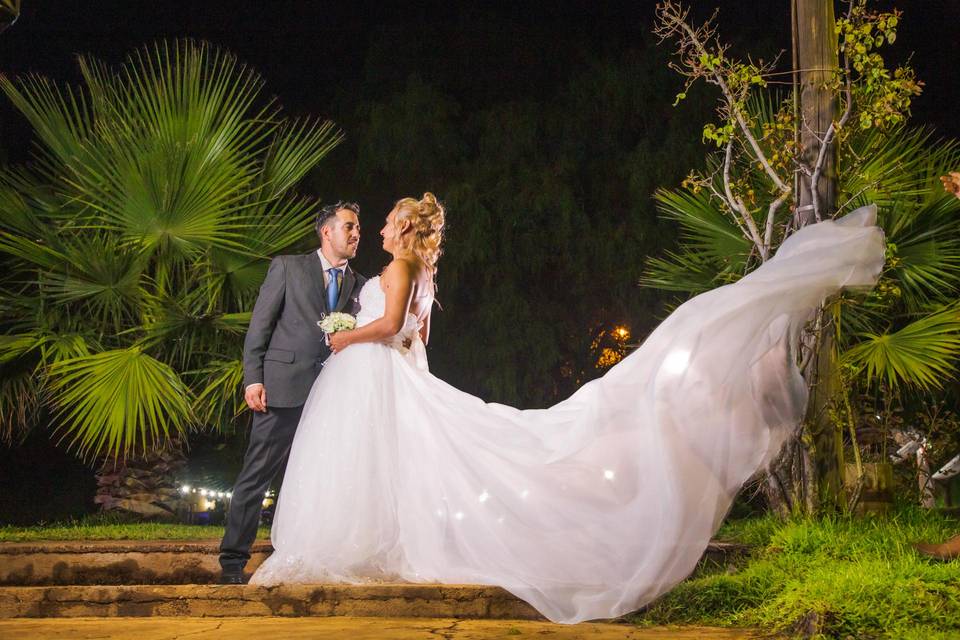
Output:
(0, 540), (273, 555)
(0, 584), (543, 620)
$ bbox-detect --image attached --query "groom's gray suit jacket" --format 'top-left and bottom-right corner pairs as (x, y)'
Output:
(242, 252), (366, 407)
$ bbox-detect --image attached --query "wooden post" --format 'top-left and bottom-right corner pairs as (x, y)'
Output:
(796, 0), (839, 224)
(794, 0), (842, 511)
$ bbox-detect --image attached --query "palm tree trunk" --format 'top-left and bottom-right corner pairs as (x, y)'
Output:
(94, 441), (187, 521)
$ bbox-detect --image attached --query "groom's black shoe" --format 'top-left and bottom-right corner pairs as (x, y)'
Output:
(219, 569), (246, 585)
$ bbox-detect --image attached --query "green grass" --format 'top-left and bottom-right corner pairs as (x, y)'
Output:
(0, 514), (270, 542)
(631, 506), (960, 639)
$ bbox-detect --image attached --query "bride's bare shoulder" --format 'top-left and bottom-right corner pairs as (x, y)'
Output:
(378, 258), (419, 289)
(384, 257), (429, 277)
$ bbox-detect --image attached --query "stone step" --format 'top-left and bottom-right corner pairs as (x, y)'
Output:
(0, 617), (767, 639)
(0, 539), (273, 586)
(0, 584), (541, 620)
(0, 539), (749, 587)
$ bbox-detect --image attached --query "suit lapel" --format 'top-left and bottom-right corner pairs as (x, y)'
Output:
(335, 265), (357, 312)
(306, 252), (330, 314)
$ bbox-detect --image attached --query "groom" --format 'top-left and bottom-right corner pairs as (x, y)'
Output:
(219, 201), (367, 583)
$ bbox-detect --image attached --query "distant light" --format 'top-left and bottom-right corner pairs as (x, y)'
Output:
(454, 511), (465, 520)
(217, 492), (225, 498)
(180, 485), (190, 494)
(264, 491), (270, 497)
(226, 492), (232, 499)
(614, 326), (630, 340)
(478, 491), (489, 503)
(603, 469), (616, 481)
(200, 489), (208, 496)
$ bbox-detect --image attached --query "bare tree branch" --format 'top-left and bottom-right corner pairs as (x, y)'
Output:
(722, 138), (766, 256)
(663, 6), (789, 193)
(656, 0), (791, 259)
(765, 189), (792, 249)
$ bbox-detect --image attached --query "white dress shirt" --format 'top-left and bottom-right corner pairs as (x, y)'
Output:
(317, 249), (348, 287)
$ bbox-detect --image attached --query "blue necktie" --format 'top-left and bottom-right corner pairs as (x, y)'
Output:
(326, 267), (341, 310)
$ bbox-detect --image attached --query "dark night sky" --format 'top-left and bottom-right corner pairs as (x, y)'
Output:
(2, 1), (958, 162)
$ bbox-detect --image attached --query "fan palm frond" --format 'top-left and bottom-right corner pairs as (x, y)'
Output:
(137, 285), (232, 370)
(45, 234), (144, 330)
(38, 333), (92, 364)
(0, 371), (39, 444)
(641, 248), (742, 294)
(258, 118), (344, 200)
(0, 230), (143, 331)
(839, 128), (960, 220)
(0, 229), (67, 271)
(640, 187), (751, 293)
(0, 330), (90, 445)
(883, 197), (960, 312)
(842, 304), (960, 392)
(838, 288), (898, 338)
(0, 74), (93, 162)
(0, 333), (40, 364)
(190, 358), (246, 432)
(0, 168), (57, 238)
(48, 347), (195, 459)
(653, 187), (753, 263)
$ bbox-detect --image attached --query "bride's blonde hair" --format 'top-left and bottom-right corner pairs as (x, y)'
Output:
(392, 192), (445, 271)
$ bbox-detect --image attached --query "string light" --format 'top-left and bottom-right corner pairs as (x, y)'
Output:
(178, 485), (235, 500)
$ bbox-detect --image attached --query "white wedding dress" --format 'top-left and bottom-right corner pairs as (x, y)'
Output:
(250, 206), (885, 623)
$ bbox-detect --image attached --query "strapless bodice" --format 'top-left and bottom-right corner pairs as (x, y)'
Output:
(356, 276), (425, 361)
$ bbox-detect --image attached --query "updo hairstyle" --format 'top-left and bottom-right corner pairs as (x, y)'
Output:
(392, 192), (445, 271)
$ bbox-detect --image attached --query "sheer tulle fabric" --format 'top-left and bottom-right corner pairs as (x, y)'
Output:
(250, 206), (885, 623)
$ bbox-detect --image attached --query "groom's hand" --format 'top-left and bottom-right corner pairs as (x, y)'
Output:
(245, 383), (267, 412)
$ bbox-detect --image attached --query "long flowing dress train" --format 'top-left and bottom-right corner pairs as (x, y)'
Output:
(250, 206), (885, 624)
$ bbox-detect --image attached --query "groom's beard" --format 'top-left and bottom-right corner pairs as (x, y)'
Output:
(333, 240), (358, 260)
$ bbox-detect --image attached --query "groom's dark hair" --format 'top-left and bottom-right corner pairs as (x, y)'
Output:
(315, 201), (360, 236)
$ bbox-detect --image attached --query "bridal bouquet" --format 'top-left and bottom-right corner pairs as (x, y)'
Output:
(318, 312), (357, 334)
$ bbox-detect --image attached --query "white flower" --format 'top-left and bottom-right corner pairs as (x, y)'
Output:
(319, 312), (357, 334)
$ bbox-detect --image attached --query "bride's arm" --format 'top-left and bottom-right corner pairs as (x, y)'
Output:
(329, 259), (414, 353)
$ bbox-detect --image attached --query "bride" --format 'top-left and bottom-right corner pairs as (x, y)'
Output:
(249, 192), (885, 624)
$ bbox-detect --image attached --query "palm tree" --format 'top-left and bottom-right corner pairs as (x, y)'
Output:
(0, 40), (342, 518)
